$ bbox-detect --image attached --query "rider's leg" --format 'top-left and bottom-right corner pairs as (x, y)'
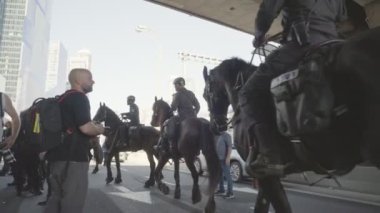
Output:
(238, 42), (306, 176)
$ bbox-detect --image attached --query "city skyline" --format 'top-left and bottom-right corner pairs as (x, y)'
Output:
(0, 0), (53, 110)
(45, 40), (68, 95)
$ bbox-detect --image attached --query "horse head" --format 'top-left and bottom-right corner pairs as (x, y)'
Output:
(203, 66), (230, 131)
(93, 102), (121, 129)
(150, 97), (172, 127)
(203, 58), (257, 131)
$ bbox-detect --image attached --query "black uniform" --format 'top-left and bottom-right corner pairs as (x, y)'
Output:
(125, 103), (140, 126)
(238, 0), (346, 173)
(171, 88), (200, 121)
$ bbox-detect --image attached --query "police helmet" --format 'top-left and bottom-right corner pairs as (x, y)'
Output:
(127, 95), (135, 103)
(173, 77), (185, 86)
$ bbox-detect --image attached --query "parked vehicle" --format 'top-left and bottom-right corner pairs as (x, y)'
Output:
(194, 143), (249, 182)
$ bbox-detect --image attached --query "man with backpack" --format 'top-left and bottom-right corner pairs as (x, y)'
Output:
(238, 0), (347, 177)
(44, 68), (105, 213)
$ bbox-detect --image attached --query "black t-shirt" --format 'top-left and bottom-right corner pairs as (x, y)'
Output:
(47, 90), (92, 162)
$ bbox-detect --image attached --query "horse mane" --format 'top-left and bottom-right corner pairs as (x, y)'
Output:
(155, 99), (172, 115)
(212, 57), (257, 83)
(104, 105), (122, 122)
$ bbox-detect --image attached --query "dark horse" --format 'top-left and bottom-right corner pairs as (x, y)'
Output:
(150, 97), (220, 213)
(93, 103), (160, 187)
(203, 27), (380, 213)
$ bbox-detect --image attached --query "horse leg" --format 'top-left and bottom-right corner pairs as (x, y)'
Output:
(260, 177), (292, 213)
(254, 182), (270, 213)
(105, 152), (114, 184)
(184, 156), (201, 204)
(114, 152), (122, 184)
(92, 163), (99, 174)
(144, 151), (156, 188)
(155, 154), (170, 195)
(173, 158), (181, 199)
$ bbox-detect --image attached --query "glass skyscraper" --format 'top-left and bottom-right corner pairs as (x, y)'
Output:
(0, 0), (52, 110)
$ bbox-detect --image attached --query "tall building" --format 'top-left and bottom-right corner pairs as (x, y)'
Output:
(0, 0), (53, 110)
(68, 49), (92, 71)
(0, 74), (5, 91)
(45, 41), (68, 95)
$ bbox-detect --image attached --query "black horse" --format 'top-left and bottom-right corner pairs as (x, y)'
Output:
(150, 97), (220, 213)
(93, 103), (160, 188)
(203, 27), (380, 213)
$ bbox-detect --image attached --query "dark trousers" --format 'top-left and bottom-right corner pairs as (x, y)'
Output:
(238, 42), (307, 158)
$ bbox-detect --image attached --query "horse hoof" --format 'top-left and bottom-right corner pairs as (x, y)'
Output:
(144, 180), (155, 188)
(106, 177), (114, 184)
(204, 199), (216, 213)
(37, 201), (47, 206)
(159, 183), (170, 195)
(115, 178), (122, 184)
(174, 188), (181, 199)
(92, 168), (99, 174)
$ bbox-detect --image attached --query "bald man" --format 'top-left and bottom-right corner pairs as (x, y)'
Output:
(45, 68), (105, 213)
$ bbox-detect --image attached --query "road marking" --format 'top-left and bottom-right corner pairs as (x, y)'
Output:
(233, 186), (258, 194)
(108, 185), (152, 204)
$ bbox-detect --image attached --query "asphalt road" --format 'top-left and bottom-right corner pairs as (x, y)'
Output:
(1, 151), (379, 213)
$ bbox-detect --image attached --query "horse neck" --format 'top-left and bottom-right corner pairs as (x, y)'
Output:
(106, 109), (123, 128)
(224, 64), (255, 112)
(159, 112), (172, 128)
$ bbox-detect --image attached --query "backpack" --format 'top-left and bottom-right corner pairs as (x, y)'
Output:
(30, 90), (79, 152)
(270, 58), (334, 137)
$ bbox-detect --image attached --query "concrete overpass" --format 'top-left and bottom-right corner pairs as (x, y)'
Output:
(145, 0), (380, 37)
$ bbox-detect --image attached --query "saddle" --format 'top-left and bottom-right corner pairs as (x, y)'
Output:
(160, 116), (181, 154)
(271, 40), (344, 137)
(117, 123), (142, 151)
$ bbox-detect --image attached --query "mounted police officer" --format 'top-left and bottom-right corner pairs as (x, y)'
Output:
(158, 77), (200, 153)
(238, 0), (347, 177)
(120, 95), (140, 149)
(122, 95), (140, 126)
(171, 77), (200, 121)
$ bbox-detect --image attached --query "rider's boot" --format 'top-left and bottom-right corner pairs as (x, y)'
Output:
(249, 123), (286, 177)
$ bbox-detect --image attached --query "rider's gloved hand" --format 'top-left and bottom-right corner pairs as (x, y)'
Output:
(253, 31), (266, 48)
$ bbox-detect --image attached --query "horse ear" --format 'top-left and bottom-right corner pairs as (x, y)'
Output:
(155, 96), (157, 102)
(203, 66), (208, 80)
(160, 97), (163, 100)
(99, 102), (102, 107)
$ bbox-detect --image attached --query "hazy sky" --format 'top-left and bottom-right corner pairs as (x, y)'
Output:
(50, 0), (253, 123)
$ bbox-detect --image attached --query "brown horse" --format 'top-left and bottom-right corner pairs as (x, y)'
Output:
(203, 27), (380, 213)
(93, 103), (160, 188)
(150, 97), (220, 213)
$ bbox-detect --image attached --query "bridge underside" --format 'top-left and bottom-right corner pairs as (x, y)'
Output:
(145, 0), (380, 38)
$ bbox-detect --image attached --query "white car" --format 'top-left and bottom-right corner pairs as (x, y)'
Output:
(194, 144), (249, 182)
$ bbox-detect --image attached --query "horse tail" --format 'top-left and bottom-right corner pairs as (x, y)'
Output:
(201, 120), (221, 195)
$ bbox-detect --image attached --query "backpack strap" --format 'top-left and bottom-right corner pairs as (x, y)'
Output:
(0, 92), (4, 118)
(57, 89), (84, 103)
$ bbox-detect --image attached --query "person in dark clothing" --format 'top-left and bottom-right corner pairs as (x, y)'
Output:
(156, 77), (200, 153)
(171, 77), (200, 121)
(44, 68), (105, 213)
(120, 95), (140, 148)
(121, 95), (140, 126)
(238, 0), (347, 176)
(161, 77), (201, 153)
